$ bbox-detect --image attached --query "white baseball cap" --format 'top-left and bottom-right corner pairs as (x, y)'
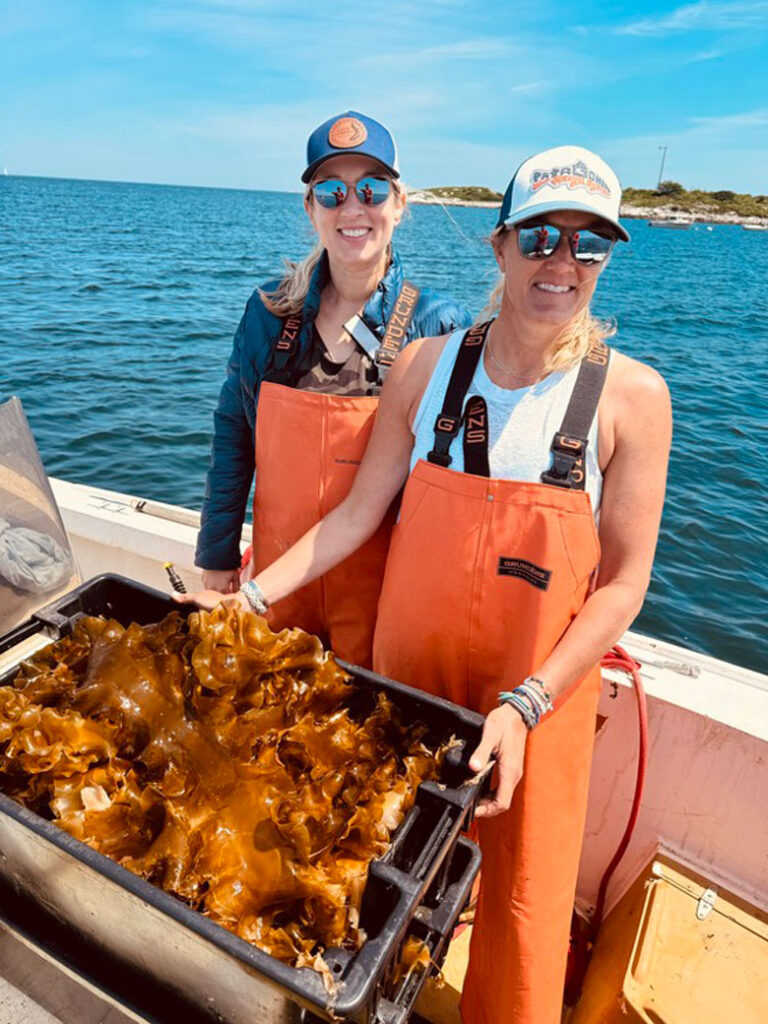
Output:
(496, 145), (630, 242)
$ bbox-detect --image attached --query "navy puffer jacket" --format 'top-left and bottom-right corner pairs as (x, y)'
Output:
(196, 250), (471, 569)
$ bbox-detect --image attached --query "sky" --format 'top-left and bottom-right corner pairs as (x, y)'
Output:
(1, 0), (767, 194)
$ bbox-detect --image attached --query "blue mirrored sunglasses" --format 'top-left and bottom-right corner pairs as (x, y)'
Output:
(516, 223), (616, 266)
(311, 176), (392, 209)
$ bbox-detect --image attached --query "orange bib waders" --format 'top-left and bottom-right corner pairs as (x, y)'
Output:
(251, 289), (419, 667)
(252, 384), (390, 666)
(373, 323), (610, 1023)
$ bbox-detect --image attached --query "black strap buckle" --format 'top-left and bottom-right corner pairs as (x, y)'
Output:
(267, 349), (297, 385)
(541, 432), (587, 488)
(427, 450), (453, 467)
(270, 348), (294, 373)
(427, 414), (460, 467)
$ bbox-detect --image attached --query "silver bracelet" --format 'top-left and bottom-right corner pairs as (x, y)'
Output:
(239, 580), (270, 615)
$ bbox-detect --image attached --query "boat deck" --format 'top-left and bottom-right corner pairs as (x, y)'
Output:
(0, 924), (133, 1024)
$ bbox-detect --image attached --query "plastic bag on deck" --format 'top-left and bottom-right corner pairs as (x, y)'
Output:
(0, 396), (80, 634)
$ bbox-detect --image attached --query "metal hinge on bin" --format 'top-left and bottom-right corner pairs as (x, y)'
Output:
(696, 887), (718, 920)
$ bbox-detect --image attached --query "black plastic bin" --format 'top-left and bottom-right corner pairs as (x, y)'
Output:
(0, 574), (485, 1024)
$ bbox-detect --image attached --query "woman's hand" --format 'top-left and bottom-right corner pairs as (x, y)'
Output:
(201, 569), (240, 593)
(173, 589), (249, 612)
(469, 704), (528, 818)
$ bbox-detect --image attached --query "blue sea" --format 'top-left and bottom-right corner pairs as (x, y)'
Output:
(2, 175), (767, 673)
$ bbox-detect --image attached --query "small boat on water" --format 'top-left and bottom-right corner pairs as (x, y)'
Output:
(1, 472), (767, 1023)
(742, 223), (768, 231)
(648, 215), (692, 229)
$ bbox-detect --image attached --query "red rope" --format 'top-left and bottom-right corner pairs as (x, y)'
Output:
(590, 644), (649, 940)
(565, 644), (649, 1005)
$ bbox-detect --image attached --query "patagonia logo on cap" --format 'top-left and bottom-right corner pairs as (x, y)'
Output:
(497, 557), (551, 590)
(328, 117), (368, 149)
(531, 159), (611, 198)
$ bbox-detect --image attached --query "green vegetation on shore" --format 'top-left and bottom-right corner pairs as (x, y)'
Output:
(425, 185), (503, 202)
(623, 182), (767, 219)
(423, 181), (766, 220)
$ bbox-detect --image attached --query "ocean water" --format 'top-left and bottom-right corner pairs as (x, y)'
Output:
(2, 175), (767, 673)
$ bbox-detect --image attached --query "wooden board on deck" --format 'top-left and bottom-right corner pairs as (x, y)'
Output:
(415, 924), (472, 1024)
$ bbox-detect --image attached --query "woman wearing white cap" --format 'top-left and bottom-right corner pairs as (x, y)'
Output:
(182, 144), (671, 1023)
(194, 111), (470, 668)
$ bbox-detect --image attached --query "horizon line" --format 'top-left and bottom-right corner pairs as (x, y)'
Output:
(2, 171), (761, 198)
(2, 171), (306, 195)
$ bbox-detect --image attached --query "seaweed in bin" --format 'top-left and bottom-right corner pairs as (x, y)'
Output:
(0, 607), (450, 975)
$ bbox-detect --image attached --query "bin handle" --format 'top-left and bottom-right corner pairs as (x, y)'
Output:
(374, 835), (481, 1023)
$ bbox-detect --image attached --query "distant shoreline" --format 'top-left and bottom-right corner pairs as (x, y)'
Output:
(619, 203), (768, 227)
(6, 175), (767, 227)
(408, 190), (768, 227)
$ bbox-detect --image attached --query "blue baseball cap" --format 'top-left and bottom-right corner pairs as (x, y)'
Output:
(496, 145), (630, 242)
(301, 111), (400, 184)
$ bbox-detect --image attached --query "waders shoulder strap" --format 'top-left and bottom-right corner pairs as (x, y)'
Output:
(264, 315), (304, 385)
(540, 340), (611, 490)
(267, 282), (420, 391)
(344, 280), (421, 391)
(375, 281), (421, 381)
(427, 321), (493, 468)
(463, 396), (491, 477)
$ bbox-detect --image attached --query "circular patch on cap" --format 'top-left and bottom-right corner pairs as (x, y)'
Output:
(328, 117), (368, 149)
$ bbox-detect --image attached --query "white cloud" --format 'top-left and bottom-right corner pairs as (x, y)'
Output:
(362, 38), (518, 65)
(634, 46), (726, 74)
(509, 80), (548, 93)
(685, 47), (724, 60)
(141, 0), (472, 48)
(616, 1), (768, 37)
(688, 107), (768, 127)
(601, 107), (768, 191)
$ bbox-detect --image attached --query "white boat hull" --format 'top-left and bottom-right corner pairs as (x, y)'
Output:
(648, 219), (691, 229)
(3, 476), (767, 1022)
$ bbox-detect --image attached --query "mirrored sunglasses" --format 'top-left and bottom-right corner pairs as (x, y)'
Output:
(516, 223), (616, 266)
(311, 176), (392, 209)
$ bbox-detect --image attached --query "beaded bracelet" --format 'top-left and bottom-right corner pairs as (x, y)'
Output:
(498, 677), (554, 729)
(498, 690), (538, 729)
(525, 676), (554, 710)
(239, 579), (270, 615)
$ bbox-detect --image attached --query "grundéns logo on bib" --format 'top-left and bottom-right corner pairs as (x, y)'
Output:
(497, 557), (551, 590)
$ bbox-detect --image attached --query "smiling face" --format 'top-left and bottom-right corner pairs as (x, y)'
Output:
(494, 210), (612, 328)
(305, 154), (406, 272)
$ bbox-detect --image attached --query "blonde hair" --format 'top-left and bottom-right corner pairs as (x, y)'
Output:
(260, 177), (406, 318)
(477, 228), (616, 373)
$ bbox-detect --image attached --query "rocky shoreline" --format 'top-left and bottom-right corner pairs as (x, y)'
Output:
(408, 190), (768, 227)
(407, 190), (499, 209)
(621, 203), (768, 227)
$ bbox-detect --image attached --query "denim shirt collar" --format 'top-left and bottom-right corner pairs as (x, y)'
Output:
(301, 248), (405, 332)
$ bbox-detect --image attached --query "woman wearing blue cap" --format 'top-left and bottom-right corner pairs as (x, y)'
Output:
(182, 144), (671, 1022)
(194, 111), (470, 667)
